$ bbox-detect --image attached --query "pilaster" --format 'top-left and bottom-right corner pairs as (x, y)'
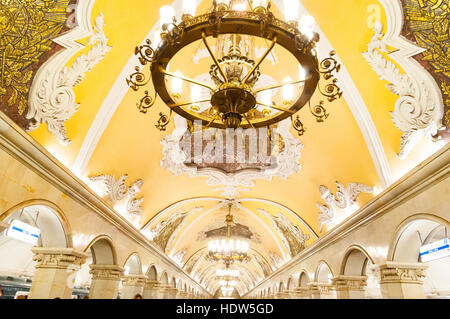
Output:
(307, 282), (336, 299)
(120, 274), (147, 299)
(28, 247), (87, 299)
(143, 280), (160, 299)
(89, 264), (124, 299)
(332, 275), (367, 299)
(378, 261), (428, 299)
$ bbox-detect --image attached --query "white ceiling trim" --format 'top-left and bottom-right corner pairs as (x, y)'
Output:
(373, 0), (444, 159)
(275, 0), (394, 188)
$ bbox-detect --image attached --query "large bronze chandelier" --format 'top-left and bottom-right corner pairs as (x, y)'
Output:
(126, 0), (342, 134)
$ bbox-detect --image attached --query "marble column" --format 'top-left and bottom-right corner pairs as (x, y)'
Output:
(178, 291), (189, 299)
(294, 287), (311, 299)
(275, 291), (290, 299)
(89, 264), (124, 299)
(332, 275), (367, 299)
(168, 287), (179, 299)
(378, 261), (428, 299)
(143, 280), (160, 299)
(308, 282), (336, 299)
(28, 247), (87, 299)
(120, 274), (147, 299)
(156, 284), (171, 299)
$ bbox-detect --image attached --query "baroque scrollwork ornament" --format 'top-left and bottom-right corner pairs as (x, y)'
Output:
(88, 173), (145, 226)
(363, 20), (444, 158)
(27, 12), (112, 144)
(317, 181), (375, 232)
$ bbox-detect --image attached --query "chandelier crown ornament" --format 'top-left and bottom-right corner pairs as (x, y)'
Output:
(126, 0), (343, 135)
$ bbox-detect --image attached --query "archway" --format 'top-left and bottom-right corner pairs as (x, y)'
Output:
(160, 272), (169, 285)
(146, 265), (158, 281)
(298, 271), (309, 287)
(120, 253), (144, 299)
(389, 215), (450, 298)
(74, 235), (121, 299)
(123, 253), (143, 276)
(341, 246), (380, 298)
(0, 202), (71, 299)
(315, 261), (333, 283)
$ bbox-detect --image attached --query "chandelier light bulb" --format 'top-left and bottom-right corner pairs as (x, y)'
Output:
(190, 84), (202, 111)
(299, 15), (315, 39)
(253, 0), (267, 8)
(182, 0), (196, 17)
(216, 0), (230, 10)
(171, 71), (183, 98)
(299, 65), (306, 81)
(159, 5), (175, 28)
(283, 0), (300, 22)
(282, 77), (294, 104)
(260, 90), (272, 115)
(232, 2), (247, 11)
(153, 30), (162, 48)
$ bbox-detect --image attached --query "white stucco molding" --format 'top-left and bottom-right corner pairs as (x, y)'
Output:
(364, 1), (444, 159)
(27, 0), (111, 145)
(273, 1), (394, 189)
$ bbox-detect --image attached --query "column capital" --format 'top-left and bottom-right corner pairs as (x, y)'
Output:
(332, 275), (368, 291)
(294, 286), (311, 298)
(122, 274), (147, 287)
(158, 284), (171, 290)
(31, 247), (87, 270)
(275, 291), (290, 299)
(307, 282), (335, 294)
(144, 279), (161, 288)
(378, 261), (428, 284)
(178, 291), (189, 299)
(89, 264), (124, 280)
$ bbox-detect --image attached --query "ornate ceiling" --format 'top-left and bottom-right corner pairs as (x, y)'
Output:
(1, 0), (448, 294)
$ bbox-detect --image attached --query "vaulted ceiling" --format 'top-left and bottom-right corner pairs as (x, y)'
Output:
(2, 0), (448, 295)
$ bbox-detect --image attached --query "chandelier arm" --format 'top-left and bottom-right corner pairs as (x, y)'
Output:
(254, 79), (306, 94)
(242, 36), (277, 84)
(161, 68), (216, 91)
(168, 99), (211, 108)
(205, 114), (219, 128)
(256, 101), (295, 114)
(243, 113), (255, 129)
(202, 32), (228, 84)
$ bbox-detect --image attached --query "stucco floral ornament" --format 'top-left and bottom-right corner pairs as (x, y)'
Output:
(27, 13), (111, 145)
(362, 21), (443, 159)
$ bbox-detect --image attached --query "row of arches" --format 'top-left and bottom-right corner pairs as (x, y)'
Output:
(0, 200), (204, 299)
(252, 214), (450, 299)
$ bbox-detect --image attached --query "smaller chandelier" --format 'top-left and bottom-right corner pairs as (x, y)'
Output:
(216, 268), (240, 278)
(208, 204), (249, 265)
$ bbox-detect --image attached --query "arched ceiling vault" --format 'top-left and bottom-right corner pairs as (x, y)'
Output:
(3, 0), (446, 295)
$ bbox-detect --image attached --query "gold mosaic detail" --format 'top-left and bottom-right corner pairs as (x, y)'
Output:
(0, 0), (69, 114)
(404, 0), (450, 126)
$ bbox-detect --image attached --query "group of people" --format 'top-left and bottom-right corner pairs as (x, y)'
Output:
(0, 285), (144, 299)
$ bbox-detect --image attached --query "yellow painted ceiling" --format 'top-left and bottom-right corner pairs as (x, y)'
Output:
(25, 0), (444, 291)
